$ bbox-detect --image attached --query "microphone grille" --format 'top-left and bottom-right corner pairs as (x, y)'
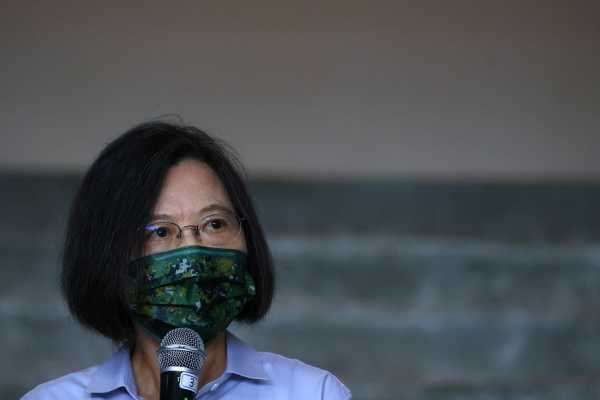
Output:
(158, 328), (206, 373)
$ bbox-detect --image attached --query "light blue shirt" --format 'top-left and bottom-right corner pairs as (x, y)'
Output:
(21, 332), (351, 400)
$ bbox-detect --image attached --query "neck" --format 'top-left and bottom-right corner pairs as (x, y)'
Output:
(131, 330), (227, 400)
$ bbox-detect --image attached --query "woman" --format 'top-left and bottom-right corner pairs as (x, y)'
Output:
(22, 121), (351, 400)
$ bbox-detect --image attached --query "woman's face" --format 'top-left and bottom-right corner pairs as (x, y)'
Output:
(144, 158), (246, 255)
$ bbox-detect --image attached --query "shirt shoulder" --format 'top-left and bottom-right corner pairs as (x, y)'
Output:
(20, 365), (98, 400)
(257, 351), (352, 400)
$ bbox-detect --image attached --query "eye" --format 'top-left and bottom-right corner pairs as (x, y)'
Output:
(144, 223), (176, 240)
(203, 216), (229, 232)
(154, 227), (170, 238)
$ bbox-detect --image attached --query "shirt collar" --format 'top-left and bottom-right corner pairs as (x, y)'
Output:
(87, 332), (269, 395)
(224, 331), (270, 381)
(87, 346), (138, 397)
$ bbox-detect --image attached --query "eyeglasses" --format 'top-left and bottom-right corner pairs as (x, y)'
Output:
(142, 211), (243, 252)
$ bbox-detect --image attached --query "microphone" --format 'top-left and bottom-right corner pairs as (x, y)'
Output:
(158, 328), (206, 400)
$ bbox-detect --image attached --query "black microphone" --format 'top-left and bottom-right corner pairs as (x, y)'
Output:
(158, 328), (206, 400)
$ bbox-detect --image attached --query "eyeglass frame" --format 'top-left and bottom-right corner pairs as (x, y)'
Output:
(141, 212), (245, 249)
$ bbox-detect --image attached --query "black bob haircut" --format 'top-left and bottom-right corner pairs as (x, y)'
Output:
(61, 120), (274, 346)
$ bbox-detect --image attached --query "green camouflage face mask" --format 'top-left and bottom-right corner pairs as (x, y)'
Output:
(129, 245), (256, 343)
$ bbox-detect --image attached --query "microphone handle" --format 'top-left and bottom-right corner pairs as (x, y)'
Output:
(160, 371), (198, 400)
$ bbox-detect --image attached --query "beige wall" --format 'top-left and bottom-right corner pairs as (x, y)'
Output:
(2, 1), (599, 178)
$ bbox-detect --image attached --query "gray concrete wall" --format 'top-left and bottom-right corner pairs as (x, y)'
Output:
(2, 1), (599, 178)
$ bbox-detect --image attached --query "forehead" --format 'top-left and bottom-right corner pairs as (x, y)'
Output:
(153, 159), (233, 216)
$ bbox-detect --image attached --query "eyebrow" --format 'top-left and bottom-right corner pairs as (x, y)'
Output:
(150, 204), (236, 222)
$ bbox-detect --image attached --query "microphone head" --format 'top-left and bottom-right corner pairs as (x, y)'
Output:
(158, 328), (206, 373)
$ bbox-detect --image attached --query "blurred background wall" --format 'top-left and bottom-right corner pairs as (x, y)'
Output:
(1, 1), (599, 399)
